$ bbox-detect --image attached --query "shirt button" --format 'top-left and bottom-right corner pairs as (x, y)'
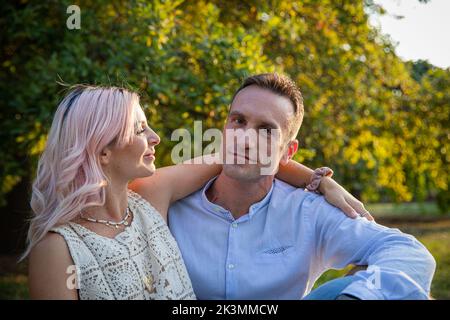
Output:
(228, 264), (235, 269)
(232, 223), (238, 228)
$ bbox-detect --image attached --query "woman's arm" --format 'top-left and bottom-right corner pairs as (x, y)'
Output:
(28, 233), (78, 300)
(276, 160), (373, 220)
(128, 154), (221, 221)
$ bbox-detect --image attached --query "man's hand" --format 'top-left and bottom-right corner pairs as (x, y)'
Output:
(319, 177), (374, 221)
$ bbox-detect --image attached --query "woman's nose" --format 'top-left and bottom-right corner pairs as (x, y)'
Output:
(147, 128), (160, 146)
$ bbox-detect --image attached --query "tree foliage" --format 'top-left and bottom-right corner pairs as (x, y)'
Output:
(1, 0), (448, 211)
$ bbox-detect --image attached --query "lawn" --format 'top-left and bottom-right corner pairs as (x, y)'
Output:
(0, 255), (28, 299)
(313, 201), (450, 299)
(1, 202), (449, 299)
(313, 218), (450, 299)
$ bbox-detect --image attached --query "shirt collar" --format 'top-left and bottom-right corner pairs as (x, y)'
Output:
(201, 175), (276, 222)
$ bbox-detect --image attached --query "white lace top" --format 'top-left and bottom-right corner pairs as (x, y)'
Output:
(50, 190), (196, 300)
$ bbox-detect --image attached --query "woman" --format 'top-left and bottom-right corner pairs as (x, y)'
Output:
(25, 85), (371, 299)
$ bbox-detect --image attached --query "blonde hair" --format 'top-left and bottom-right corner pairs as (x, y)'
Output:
(21, 85), (140, 260)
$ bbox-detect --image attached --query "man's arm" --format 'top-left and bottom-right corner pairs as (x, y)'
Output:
(310, 196), (436, 300)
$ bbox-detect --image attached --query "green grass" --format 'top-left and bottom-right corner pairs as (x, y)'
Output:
(419, 229), (450, 299)
(314, 218), (450, 299)
(0, 275), (29, 299)
(366, 202), (445, 218)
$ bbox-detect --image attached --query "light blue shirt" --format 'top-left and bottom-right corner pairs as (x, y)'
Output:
(168, 177), (436, 300)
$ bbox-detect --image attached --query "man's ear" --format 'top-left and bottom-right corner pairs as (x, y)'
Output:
(99, 146), (112, 165)
(280, 139), (299, 166)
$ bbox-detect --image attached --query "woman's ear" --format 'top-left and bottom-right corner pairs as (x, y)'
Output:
(99, 146), (112, 165)
(280, 139), (299, 165)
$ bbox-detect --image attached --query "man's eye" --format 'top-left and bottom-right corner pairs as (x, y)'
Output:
(234, 118), (244, 125)
(261, 128), (272, 135)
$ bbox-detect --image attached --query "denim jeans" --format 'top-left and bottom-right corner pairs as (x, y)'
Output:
(302, 276), (358, 300)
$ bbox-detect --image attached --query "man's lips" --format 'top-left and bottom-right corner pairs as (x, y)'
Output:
(228, 152), (261, 164)
(233, 152), (250, 161)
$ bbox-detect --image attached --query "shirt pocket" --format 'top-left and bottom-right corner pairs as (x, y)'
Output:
(255, 244), (295, 264)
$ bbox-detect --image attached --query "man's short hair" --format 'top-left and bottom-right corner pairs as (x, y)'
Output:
(231, 73), (304, 140)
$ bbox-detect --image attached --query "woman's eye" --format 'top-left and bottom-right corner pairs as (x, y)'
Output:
(137, 128), (146, 135)
(234, 118), (244, 125)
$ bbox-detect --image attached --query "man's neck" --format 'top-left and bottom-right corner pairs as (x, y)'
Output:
(206, 172), (274, 220)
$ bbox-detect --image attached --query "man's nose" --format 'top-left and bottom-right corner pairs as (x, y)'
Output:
(234, 131), (257, 154)
(244, 129), (258, 149)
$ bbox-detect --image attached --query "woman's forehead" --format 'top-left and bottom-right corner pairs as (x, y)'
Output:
(134, 103), (147, 121)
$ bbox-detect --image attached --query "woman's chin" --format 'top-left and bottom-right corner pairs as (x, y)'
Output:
(139, 164), (156, 177)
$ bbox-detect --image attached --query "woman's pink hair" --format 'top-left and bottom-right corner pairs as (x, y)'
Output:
(21, 85), (140, 260)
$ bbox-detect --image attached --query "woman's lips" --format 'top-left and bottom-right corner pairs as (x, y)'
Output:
(144, 152), (155, 160)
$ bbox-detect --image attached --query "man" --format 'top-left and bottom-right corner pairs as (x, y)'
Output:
(165, 74), (435, 299)
(166, 73), (435, 299)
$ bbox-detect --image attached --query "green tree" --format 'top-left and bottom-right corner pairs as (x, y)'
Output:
(0, 0), (271, 206)
(1, 0), (448, 211)
(208, 0), (448, 204)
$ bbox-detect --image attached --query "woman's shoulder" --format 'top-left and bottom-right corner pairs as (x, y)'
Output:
(128, 188), (151, 211)
(29, 232), (75, 277)
(127, 188), (145, 202)
(127, 189), (167, 222)
(28, 232), (78, 299)
(31, 232), (71, 259)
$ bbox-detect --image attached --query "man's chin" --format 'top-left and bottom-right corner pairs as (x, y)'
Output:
(222, 164), (262, 181)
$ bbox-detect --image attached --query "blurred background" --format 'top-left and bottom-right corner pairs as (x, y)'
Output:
(0, 0), (448, 299)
